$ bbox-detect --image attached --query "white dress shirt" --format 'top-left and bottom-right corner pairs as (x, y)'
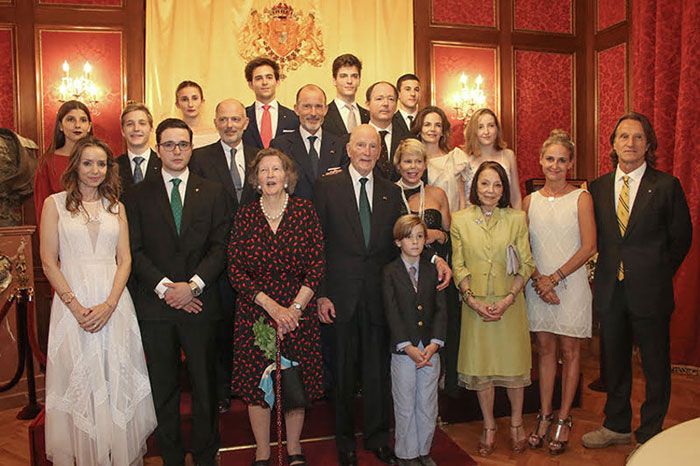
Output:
(155, 167), (204, 298)
(348, 163), (374, 210)
(221, 140), (246, 184)
(369, 121), (394, 157)
(255, 100), (279, 137)
(614, 162), (647, 211)
(128, 148), (151, 176)
(335, 98), (362, 131)
(299, 126), (322, 155)
(398, 109), (417, 130)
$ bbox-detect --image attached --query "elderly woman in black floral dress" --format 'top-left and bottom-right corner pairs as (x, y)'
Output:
(228, 148), (324, 466)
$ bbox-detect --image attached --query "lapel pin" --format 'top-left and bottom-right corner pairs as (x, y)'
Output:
(330, 150), (336, 154)
(648, 189), (652, 193)
(195, 188), (200, 192)
(382, 196), (388, 201)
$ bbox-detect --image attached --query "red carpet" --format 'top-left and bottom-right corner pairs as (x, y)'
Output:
(219, 428), (476, 465)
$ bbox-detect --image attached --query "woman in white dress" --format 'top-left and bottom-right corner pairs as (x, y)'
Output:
(175, 80), (219, 148)
(40, 136), (156, 465)
(523, 129), (596, 455)
(464, 108), (522, 210)
(412, 106), (470, 212)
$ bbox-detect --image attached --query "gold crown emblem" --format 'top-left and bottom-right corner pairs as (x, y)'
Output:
(271, 2), (293, 19)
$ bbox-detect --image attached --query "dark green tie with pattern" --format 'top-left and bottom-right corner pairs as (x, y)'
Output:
(170, 178), (183, 234)
(359, 177), (371, 248)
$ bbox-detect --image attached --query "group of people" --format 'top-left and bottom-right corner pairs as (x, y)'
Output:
(33, 52), (692, 466)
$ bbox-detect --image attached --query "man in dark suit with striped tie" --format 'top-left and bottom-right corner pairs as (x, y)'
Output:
(582, 113), (692, 450)
(116, 102), (161, 198)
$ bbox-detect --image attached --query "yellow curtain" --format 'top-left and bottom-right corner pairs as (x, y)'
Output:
(145, 0), (414, 125)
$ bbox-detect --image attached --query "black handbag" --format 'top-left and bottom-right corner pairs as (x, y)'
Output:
(272, 365), (309, 411)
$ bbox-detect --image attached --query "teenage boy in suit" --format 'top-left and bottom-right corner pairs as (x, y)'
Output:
(323, 53), (370, 138)
(116, 102), (161, 197)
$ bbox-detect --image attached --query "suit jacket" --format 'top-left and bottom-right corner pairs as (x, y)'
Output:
(314, 169), (403, 324)
(373, 123), (410, 181)
(322, 100), (370, 138)
(116, 149), (161, 198)
(189, 140), (257, 218)
(382, 255), (447, 354)
(392, 111), (413, 138)
(242, 102), (299, 149)
(589, 166), (692, 316)
(124, 172), (229, 321)
(270, 129), (349, 200)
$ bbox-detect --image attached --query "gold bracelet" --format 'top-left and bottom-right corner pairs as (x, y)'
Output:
(462, 288), (474, 301)
(60, 291), (75, 305)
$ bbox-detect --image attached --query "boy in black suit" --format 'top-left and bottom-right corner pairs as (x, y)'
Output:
(383, 215), (446, 466)
(116, 102), (161, 196)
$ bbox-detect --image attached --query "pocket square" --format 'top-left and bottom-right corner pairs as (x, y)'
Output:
(282, 129), (295, 133)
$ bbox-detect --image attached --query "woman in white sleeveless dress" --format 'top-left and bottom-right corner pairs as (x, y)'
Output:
(463, 108), (522, 210)
(523, 130), (596, 455)
(40, 137), (156, 465)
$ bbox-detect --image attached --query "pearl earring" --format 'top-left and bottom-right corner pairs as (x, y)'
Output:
(284, 182), (289, 189)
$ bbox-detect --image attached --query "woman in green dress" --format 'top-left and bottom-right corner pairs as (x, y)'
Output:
(450, 161), (534, 457)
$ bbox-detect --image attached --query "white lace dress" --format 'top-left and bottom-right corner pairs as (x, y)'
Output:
(525, 189), (592, 337)
(45, 192), (156, 466)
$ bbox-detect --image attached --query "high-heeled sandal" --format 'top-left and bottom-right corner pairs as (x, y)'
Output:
(288, 453), (307, 466)
(548, 416), (573, 455)
(478, 426), (497, 456)
(510, 423), (527, 453)
(528, 411), (553, 449)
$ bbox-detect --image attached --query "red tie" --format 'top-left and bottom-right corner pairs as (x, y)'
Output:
(260, 104), (272, 148)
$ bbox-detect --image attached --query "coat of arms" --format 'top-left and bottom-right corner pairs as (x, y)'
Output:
(239, 2), (325, 78)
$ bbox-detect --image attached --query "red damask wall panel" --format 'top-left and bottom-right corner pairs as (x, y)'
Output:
(0, 27), (16, 130)
(37, 29), (124, 154)
(514, 50), (573, 191)
(597, 0), (627, 31)
(431, 43), (498, 148)
(39, 0), (122, 6)
(431, 0), (496, 28)
(514, 0), (572, 34)
(596, 43), (626, 176)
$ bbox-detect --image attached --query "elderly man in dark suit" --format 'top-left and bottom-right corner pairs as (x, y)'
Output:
(189, 98), (257, 414)
(315, 124), (452, 466)
(124, 118), (228, 466)
(582, 113), (692, 450)
(242, 57), (298, 150)
(270, 84), (348, 200)
(116, 102), (161, 196)
(323, 54), (370, 138)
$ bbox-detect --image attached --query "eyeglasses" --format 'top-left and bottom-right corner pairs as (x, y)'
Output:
(159, 141), (192, 152)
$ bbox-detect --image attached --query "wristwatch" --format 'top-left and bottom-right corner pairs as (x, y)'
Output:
(292, 302), (303, 312)
(188, 281), (202, 297)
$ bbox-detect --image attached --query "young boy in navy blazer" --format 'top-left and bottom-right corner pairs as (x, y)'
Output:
(382, 215), (447, 466)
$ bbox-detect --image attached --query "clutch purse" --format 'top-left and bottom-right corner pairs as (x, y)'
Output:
(506, 244), (520, 275)
(272, 365), (309, 411)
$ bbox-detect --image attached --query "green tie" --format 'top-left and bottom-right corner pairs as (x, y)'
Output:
(170, 178), (183, 234)
(359, 177), (371, 248)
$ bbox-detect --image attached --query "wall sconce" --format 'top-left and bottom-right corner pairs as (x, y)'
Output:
(57, 60), (101, 107)
(451, 73), (486, 121)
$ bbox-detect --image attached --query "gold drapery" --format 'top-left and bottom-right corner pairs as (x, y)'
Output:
(145, 0), (413, 125)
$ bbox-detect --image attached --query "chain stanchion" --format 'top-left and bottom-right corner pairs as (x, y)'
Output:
(16, 287), (42, 420)
(275, 332), (283, 466)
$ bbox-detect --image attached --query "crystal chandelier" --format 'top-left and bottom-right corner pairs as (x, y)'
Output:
(451, 73), (486, 121)
(57, 60), (101, 106)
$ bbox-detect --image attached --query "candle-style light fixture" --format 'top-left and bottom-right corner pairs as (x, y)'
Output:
(57, 60), (101, 106)
(451, 73), (487, 121)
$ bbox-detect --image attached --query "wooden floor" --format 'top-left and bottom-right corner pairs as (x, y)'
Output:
(2, 339), (698, 466)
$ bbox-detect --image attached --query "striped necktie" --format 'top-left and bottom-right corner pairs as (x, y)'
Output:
(170, 178), (183, 234)
(616, 175), (630, 280)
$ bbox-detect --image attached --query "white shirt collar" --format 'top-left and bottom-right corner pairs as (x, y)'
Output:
(401, 255), (420, 272)
(348, 163), (373, 184)
(256, 100), (278, 111)
(615, 161), (647, 183)
(161, 167), (190, 187)
(398, 109), (416, 119)
(370, 121), (392, 134)
(334, 98), (356, 110)
(128, 148), (151, 162)
(299, 126), (322, 141)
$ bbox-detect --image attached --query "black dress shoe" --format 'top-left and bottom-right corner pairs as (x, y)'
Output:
(217, 398), (231, 414)
(337, 449), (358, 466)
(373, 446), (398, 464)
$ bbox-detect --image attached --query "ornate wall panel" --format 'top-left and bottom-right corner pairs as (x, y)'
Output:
(431, 43), (498, 148)
(38, 0), (122, 6)
(513, 0), (572, 34)
(596, 43), (627, 176)
(0, 27), (16, 131)
(431, 0), (496, 28)
(514, 50), (574, 190)
(597, 0), (627, 31)
(37, 28), (124, 154)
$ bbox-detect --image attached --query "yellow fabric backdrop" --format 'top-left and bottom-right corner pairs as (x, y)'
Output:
(145, 0), (414, 126)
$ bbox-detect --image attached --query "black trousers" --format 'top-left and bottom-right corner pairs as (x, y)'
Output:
(215, 277), (236, 402)
(600, 281), (671, 443)
(334, 298), (391, 453)
(140, 319), (220, 466)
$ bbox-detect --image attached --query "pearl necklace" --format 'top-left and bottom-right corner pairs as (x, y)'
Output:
(396, 179), (425, 219)
(260, 193), (289, 221)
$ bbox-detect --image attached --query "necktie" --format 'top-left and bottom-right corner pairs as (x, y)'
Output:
(260, 104), (273, 148)
(409, 265), (418, 292)
(170, 178), (183, 234)
(407, 114), (414, 130)
(133, 156), (145, 183)
(308, 135), (319, 178)
(359, 177), (371, 248)
(377, 130), (392, 178)
(345, 104), (357, 132)
(229, 148), (243, 201)
(616, 175), (630, 280)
